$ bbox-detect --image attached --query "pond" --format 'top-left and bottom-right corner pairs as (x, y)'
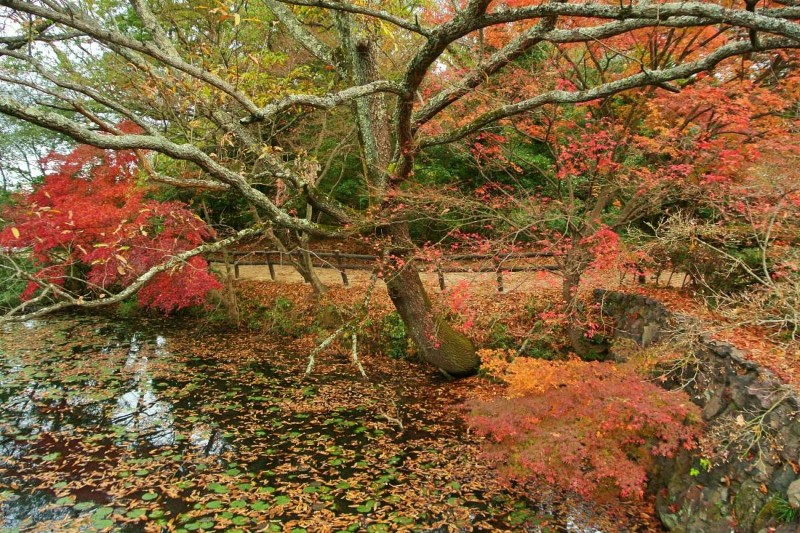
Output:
(0, 315), (635, 532)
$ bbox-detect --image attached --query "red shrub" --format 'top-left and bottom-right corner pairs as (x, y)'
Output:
(465, 353), (702, 499)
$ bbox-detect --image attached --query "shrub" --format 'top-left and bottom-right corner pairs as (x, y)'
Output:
(465, 351), (703, 499)
(380, 311), (411, 359)
(256, 296), (305, 337)
(0, 140), (221, 314)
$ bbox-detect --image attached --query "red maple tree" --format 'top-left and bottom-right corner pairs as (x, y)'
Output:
(0, 136), (221, 313)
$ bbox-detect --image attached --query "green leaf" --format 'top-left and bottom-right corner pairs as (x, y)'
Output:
(208, 483), (228, 494)
(356, 500), (376, 513)
(73, 501), (95, 511)
(93, 507), (114, 519)
(55, 496), (75, 506)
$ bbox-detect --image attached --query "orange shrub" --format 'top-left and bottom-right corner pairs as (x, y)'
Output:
(466, 352), (702, 499)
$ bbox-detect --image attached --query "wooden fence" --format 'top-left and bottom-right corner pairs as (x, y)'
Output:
(211, 250), (559, 293)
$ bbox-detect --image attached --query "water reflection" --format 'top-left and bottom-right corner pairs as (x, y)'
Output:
(111, 333), (176, 447)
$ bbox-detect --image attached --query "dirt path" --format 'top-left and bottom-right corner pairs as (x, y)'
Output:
(214, 263), (566, 296)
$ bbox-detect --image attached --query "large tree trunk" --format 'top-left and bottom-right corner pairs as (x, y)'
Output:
(385, 223), (480, 376)
(335, 16), (477, 375)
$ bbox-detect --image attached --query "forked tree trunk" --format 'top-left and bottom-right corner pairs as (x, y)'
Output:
(219, 248), (241, 325)
(385, 223), (480, 376)
(297, 245), (328, 295)
(267, 227), (328, 294)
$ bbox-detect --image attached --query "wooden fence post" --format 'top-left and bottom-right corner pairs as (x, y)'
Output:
(494, 257), (504, 293)
(437, 262), (446, 290)
(335, 251), (349, 286)
(266, 251), (276, 281)
(234, 254), (240, 280)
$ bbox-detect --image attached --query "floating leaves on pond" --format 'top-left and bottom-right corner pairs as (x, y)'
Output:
(0, 316), (659, 532)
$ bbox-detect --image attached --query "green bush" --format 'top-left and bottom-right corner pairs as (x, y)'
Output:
(487, 321), (515, 350)
(263, 296), (303, 337)
(115, 297), (142, 318)
(380, 312), (411, 360)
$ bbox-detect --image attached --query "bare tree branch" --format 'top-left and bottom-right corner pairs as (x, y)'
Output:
(0, 29), (82, 49)
(276, 0), (431, 36)
(0, 0), (264, 117)
(0, 47), (161, 136)
(477, 3), (800, 40)
(412, 15), (731, 129)
(420, 37), (800, 148)
(241, 80), (406, 124)
(262, 0), (339, 70)
(413, 8), (561, 128)
(0, 95), (339, 236)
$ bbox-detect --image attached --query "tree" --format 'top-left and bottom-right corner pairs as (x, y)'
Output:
(1, 0), (799, 374)
(0, 136), (223, 314)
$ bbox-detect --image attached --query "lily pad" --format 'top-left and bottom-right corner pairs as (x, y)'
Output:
(208, 483), (228, 494)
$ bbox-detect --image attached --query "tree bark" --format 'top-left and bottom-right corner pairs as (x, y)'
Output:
(561, 255), (609, 360)
(250, 203), (327, 294)
(267, 228), (328, 294)
(334, 15), (478, 375)
(385, 223), (480, 376)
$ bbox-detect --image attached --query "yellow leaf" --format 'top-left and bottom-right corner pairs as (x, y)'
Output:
(234, 13), (240, 26)
(11, 227), (20, 239)
(117, 266), (126, 275)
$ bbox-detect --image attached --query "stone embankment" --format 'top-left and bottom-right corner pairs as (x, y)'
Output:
(596, 290), (800, 533)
